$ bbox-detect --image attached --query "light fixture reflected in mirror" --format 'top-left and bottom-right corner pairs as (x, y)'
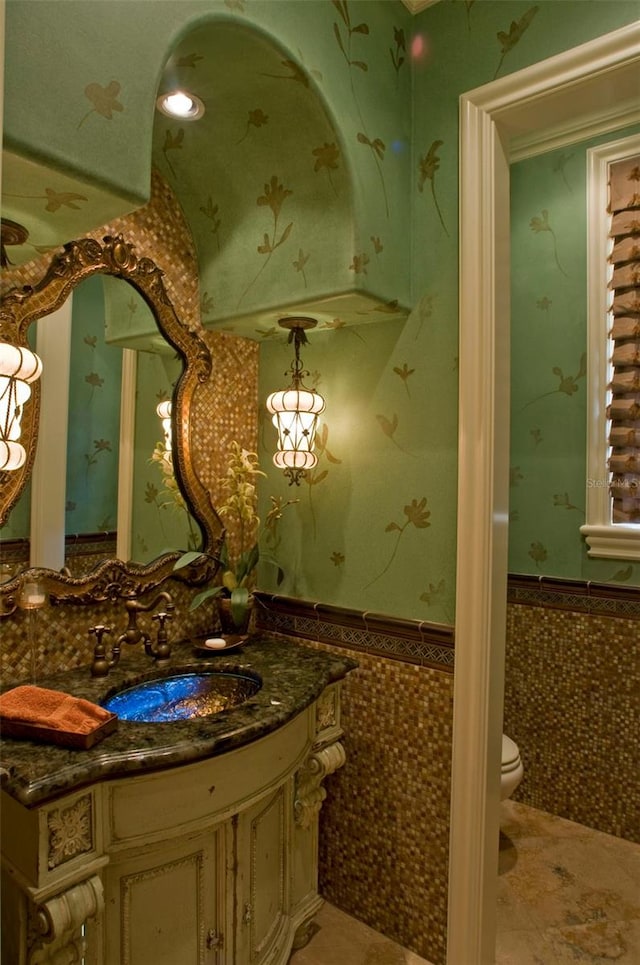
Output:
(156, 399), (173, 466)
(156, 89), (205, 121)
(266, 317), (325, 486)
(0, 343), (43, 471)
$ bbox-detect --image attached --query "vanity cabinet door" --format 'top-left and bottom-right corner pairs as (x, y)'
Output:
(235, 784), (291, 965)
(96, 827), (225, 965)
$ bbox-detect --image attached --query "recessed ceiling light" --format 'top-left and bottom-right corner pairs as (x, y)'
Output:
(156, 90), (205, 121)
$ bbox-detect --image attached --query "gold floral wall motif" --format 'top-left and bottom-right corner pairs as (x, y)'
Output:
(509, 132), (639, 583)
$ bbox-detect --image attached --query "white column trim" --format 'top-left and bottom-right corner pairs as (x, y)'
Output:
(116, 348), (137, 563)
(449, 90), (510, 965)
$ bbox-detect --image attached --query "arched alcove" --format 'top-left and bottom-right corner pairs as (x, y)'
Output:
(152, 18), (408, 337)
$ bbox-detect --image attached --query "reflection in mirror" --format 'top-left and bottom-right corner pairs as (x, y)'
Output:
(0, 234), (223, 606)
(1, 275), (198, 576)
(65, 277), (122, 564)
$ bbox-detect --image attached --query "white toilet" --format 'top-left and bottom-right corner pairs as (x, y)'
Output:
(501, 734), (524, 801)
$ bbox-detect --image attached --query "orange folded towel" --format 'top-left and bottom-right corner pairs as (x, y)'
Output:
(0, 685), (113, 735)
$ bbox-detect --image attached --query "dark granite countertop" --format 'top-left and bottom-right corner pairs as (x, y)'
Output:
(0, 634), (357, 809)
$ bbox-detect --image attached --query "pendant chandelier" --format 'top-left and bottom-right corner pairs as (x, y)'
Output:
(266, 317), (325, 486)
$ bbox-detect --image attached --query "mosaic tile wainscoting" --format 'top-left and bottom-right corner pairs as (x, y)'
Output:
(504, 576), (640, 844)
(256, 596), (455, 965)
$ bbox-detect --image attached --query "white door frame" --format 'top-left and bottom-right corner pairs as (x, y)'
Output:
(448, 23), (640, 965)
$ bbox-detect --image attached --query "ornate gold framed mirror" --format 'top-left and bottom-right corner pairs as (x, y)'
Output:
(0, 234), (223, 608)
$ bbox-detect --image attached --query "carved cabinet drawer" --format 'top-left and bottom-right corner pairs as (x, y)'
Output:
(105, 710), (312, 850)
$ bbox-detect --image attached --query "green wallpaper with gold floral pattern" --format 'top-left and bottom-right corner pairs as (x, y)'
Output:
(409, 0), (640, 600)
(258, 316), (458, 623)
(257, 0), (640, 618)
(510, 127), (640, 585)
(4, 0), (639, 616)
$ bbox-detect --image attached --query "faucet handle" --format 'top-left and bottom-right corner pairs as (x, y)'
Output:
(89, 624), (113, 678)
(152, 608), (173, 624)
(89, 623), (112, 642)
(151, 608), (173, 664)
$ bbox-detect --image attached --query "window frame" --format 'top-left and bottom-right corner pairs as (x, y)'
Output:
(581, 132), (640, 560)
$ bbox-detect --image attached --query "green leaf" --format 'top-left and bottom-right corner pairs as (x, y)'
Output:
(230, 586), (250, 627)
(245, 543), (260, 575)
(236, 544), (259, 585)
(189, 586), (224, 610)
(174, 550), (206, 570)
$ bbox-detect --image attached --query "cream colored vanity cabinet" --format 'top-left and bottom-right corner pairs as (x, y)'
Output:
(100, 825), (225, 964)
(1, 683), (346, 965)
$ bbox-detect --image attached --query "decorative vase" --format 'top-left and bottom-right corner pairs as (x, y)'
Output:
(217, 596), (254, 635)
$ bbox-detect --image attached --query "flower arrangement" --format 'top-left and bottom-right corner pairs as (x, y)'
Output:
(175, 442), (296, 631)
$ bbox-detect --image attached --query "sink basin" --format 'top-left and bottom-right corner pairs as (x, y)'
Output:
(103, 671), (261, 722)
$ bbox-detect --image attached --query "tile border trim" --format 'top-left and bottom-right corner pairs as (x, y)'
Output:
(507, 574), (640, 617)
(254, 593), (455, 672)
(256, 575), (639, 666)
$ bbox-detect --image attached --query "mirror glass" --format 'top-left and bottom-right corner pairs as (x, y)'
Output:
(1, 274), (198, 579)
(0, 234), (221, 602)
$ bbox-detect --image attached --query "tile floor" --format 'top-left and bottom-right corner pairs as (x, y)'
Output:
(496, 800), (640, 964)
(288, 901), (432, 965)
(289, 801), (640, 965)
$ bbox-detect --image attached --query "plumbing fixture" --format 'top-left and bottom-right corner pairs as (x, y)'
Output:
(89, 625), (115, 677)
(152, 607), (173, 664)
(117, 591), (175, 665)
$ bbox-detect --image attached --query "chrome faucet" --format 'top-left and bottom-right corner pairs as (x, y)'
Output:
(117, 591), (175, 666)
